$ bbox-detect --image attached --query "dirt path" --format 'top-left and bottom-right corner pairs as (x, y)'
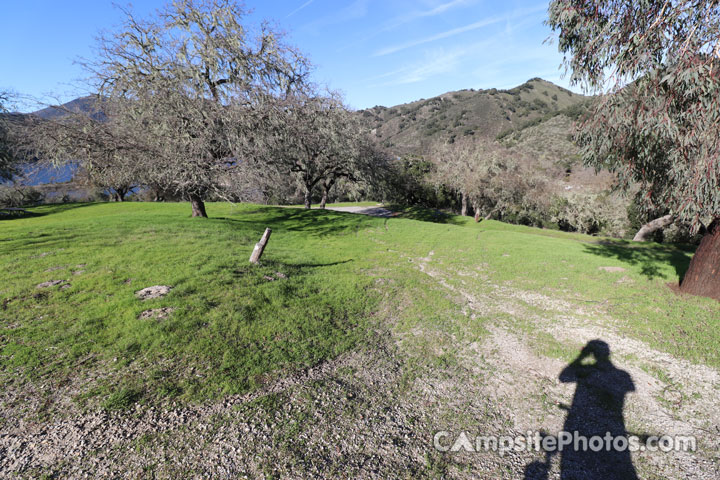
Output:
(323, 205), (394, 217)
(412, 251), (720, 479)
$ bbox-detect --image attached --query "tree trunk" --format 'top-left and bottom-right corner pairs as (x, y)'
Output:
(460, 193), (468, 216)
(319, 179), (334, 209)
(303, 189), (312, 209)
(679, 219), (720, 301)
(633, 214), (674, 242)
(320, 191), (328, 209)
(115, 187), (128, 202)
(189, 194), (208, 218)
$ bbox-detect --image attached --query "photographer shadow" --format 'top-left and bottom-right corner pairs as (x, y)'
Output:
(524, 340), (638, 480)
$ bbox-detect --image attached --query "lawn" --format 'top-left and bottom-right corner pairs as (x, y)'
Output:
(1, 202), (718, 414)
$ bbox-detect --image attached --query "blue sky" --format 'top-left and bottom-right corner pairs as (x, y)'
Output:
(0, 0), (572, 112)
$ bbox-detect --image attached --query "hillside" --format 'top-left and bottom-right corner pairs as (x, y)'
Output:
(360, 77), (614, 193)
(31, 96), (101, 120)
(360, 78), (588, 154)
(361, 79), (627, 234)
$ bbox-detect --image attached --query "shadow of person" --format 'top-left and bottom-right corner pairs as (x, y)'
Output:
(553, 339), (637, 479)
(524, 340), (638, 479)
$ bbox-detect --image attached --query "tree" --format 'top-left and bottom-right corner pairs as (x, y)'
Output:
(0, 91), (20, 182)
(429, 136), (508, 219)
(23, 98), (146, 202)
(267, 92), (363, 209)
(85, 0), (310, 217)
(548, 0), (720, 300)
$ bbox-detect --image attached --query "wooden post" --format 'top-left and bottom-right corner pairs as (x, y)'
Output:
(249, 228), (272, 264)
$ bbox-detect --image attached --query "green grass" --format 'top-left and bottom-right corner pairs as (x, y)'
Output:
(1, 202), (718, 413)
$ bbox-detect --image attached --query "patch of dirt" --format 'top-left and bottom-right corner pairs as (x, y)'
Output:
(35, 280), (65, 289)
(324, 205), (394, 217)
(599, 266), (626, 272)
(138, 307), (176, 320)
(412, 250), (720, 479)
(134, 285), (172, 300)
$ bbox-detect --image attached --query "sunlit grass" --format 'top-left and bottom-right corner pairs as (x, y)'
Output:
(1, 202), (717, 413)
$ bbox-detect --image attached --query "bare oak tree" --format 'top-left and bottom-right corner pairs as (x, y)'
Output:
(429, 136), (508, 219)
(267, 91), (364, 209)
(0, 91), (20, 182)
(22, 98), (147, 202)
(84, 0), (311, 217)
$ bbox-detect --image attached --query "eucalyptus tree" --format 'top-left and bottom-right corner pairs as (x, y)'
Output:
(548, 0), (720, 299)
(86, 0), (311, 217)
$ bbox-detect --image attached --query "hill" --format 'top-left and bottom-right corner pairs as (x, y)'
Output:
(360, 78), (588, 153)
(361, 78), (626, 234)
(30, 96), (101, 120)
(360, 78), (613, 194)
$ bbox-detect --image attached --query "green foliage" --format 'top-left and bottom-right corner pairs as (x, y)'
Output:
(102, 387), (143, 411)
(549, 0), (720, 229)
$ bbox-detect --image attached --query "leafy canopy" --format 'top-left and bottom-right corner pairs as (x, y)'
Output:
(548, 0), (720, 229)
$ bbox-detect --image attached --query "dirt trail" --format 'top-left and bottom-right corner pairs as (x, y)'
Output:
(414, 251), (720, 479)
(323, 205), (393, 217)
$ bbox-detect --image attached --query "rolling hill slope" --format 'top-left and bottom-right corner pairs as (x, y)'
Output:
(360, 78), (589, 154)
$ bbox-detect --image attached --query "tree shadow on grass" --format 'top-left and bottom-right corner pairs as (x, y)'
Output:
(229, 259), (354, 282)
(0, 202), (96, 221)
(583, 240), (694, 281)
(383, 204), (467, 226)
(213, 207), (379, 238)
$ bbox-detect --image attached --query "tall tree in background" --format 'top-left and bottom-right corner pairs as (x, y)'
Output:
(0, 92), (20, 182)
(548, 0), (720, 300)
(268, 92), (363, 209)
(86, 0), (311, 217)
(430, 136), (508, 219)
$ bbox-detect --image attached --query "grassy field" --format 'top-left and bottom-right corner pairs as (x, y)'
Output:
(1, 202), (718, 416)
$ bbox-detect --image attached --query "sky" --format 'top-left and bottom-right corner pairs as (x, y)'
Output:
(0, 0), (574, 112)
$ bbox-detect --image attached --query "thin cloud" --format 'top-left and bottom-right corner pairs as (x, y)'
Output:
(301, 0), (370, 32)
(339, 0), (478, 51)
(286, 0), (315, 18)
(372, 4), (547, 57)
(369, 39), (495, 87)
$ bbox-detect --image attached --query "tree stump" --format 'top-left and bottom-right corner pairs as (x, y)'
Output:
(249, 228), (272, 264)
